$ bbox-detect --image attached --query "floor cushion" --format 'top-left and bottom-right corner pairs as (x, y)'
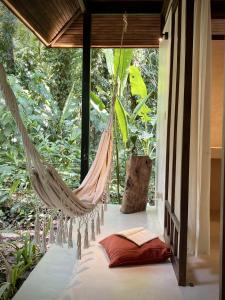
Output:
(99, 234), (172, 268)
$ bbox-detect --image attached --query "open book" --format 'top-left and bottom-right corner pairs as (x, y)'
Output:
(117, 227), (158, 246)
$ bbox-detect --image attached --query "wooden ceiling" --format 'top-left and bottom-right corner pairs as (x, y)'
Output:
(54, 15), (161, 48)
(212, 19), (225, 36)
(1, 0), (225, 48)
(211, 0), (225, 38)
(1, 0), (80, 46)
(1, 0), (163, 48)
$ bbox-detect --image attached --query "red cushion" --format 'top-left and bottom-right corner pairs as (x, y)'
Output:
(100, 234), (172, 267)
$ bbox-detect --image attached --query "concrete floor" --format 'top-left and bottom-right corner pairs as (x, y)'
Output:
(183, 212), (220, 300)
(13, 205), (220, 300)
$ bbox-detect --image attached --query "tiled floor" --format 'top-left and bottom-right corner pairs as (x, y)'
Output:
(13, 205), (220, 300)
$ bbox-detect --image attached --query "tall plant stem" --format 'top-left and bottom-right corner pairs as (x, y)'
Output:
(114, 119), (121, 204)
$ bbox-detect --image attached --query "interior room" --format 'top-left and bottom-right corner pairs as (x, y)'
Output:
(211, 38), (225, 265)
(185, 39), (225, 298)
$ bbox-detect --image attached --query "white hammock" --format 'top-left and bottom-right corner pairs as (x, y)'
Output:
(0, 64), (113, 218)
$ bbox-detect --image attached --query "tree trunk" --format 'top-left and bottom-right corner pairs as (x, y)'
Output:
(121, 155), (152, 213)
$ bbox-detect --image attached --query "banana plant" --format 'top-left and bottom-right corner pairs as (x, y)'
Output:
(128, 65), (155, 156)
(91, 48), (133, 203)
(91, 49), (154, 156)
(92, 48), (133, 145)
(90, 50), (156, 202)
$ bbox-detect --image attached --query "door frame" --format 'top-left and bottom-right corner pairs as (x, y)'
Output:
(163, 0), (194, 286)
(220, 43), (225, 300)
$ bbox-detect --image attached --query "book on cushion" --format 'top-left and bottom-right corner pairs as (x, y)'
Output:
(116, 227), (158, 246)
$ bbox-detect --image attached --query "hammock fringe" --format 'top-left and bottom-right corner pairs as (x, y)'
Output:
(77, 228), (82, 260)
(41, 217), (47, 253)
(101, 204), (104, 226)
(91, 218), (95, 241)
(68, 218), (73, 248)
(96, 212), (101, 235)
(49, 216), (55, 244)
(84, 222), (89, 249)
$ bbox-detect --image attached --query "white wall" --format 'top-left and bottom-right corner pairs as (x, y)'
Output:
(156, 0), (186, 226)
(156, 10), (172, 227)
(174, 0), (186, 221)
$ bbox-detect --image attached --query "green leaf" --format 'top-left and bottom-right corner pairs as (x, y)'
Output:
(0, 282), (10, 298)
(103, 49), (114, 76)
(59, 82), (75, 127)
(132, 92), (152, 120)
(90, 92), (105, 111)
(114, 49), (133, 95)
(9, 179), (20, 195)
(129, 65), (147, 98)
(138, 104), (151, 123)
(115, 98), (128, 144)
(0, 251), (12, 279)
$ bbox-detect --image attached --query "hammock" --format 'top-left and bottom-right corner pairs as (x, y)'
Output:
(0, 14), (127, 256)
(0, 13), (128, 221)
(0, 64), (113, 218)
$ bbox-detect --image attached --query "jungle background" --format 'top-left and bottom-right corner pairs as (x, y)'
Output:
(0, 3), (158, 299)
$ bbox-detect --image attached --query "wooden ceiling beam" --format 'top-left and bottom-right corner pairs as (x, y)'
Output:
(212, 35), (225, 40)
(50, 10), (81, 47)
(77, 0), (86, 13)
(86, 1), (163, 14)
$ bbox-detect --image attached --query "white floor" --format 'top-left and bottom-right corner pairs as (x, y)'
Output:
(13, 205), (220, 300)
(183, 212), (220, 300)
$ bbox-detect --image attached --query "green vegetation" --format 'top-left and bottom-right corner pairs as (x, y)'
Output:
(0, 234), (42, 299)
(0, 3), (158, 298)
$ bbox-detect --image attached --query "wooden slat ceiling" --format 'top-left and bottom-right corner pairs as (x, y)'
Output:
(1, 0), (225, 48)
(1, 0), (81, 46)
(211, 0), (225, 37)
(1, 0), (163, 48)
(54, 15), (161, 48)
(212, 19), (225, 36)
